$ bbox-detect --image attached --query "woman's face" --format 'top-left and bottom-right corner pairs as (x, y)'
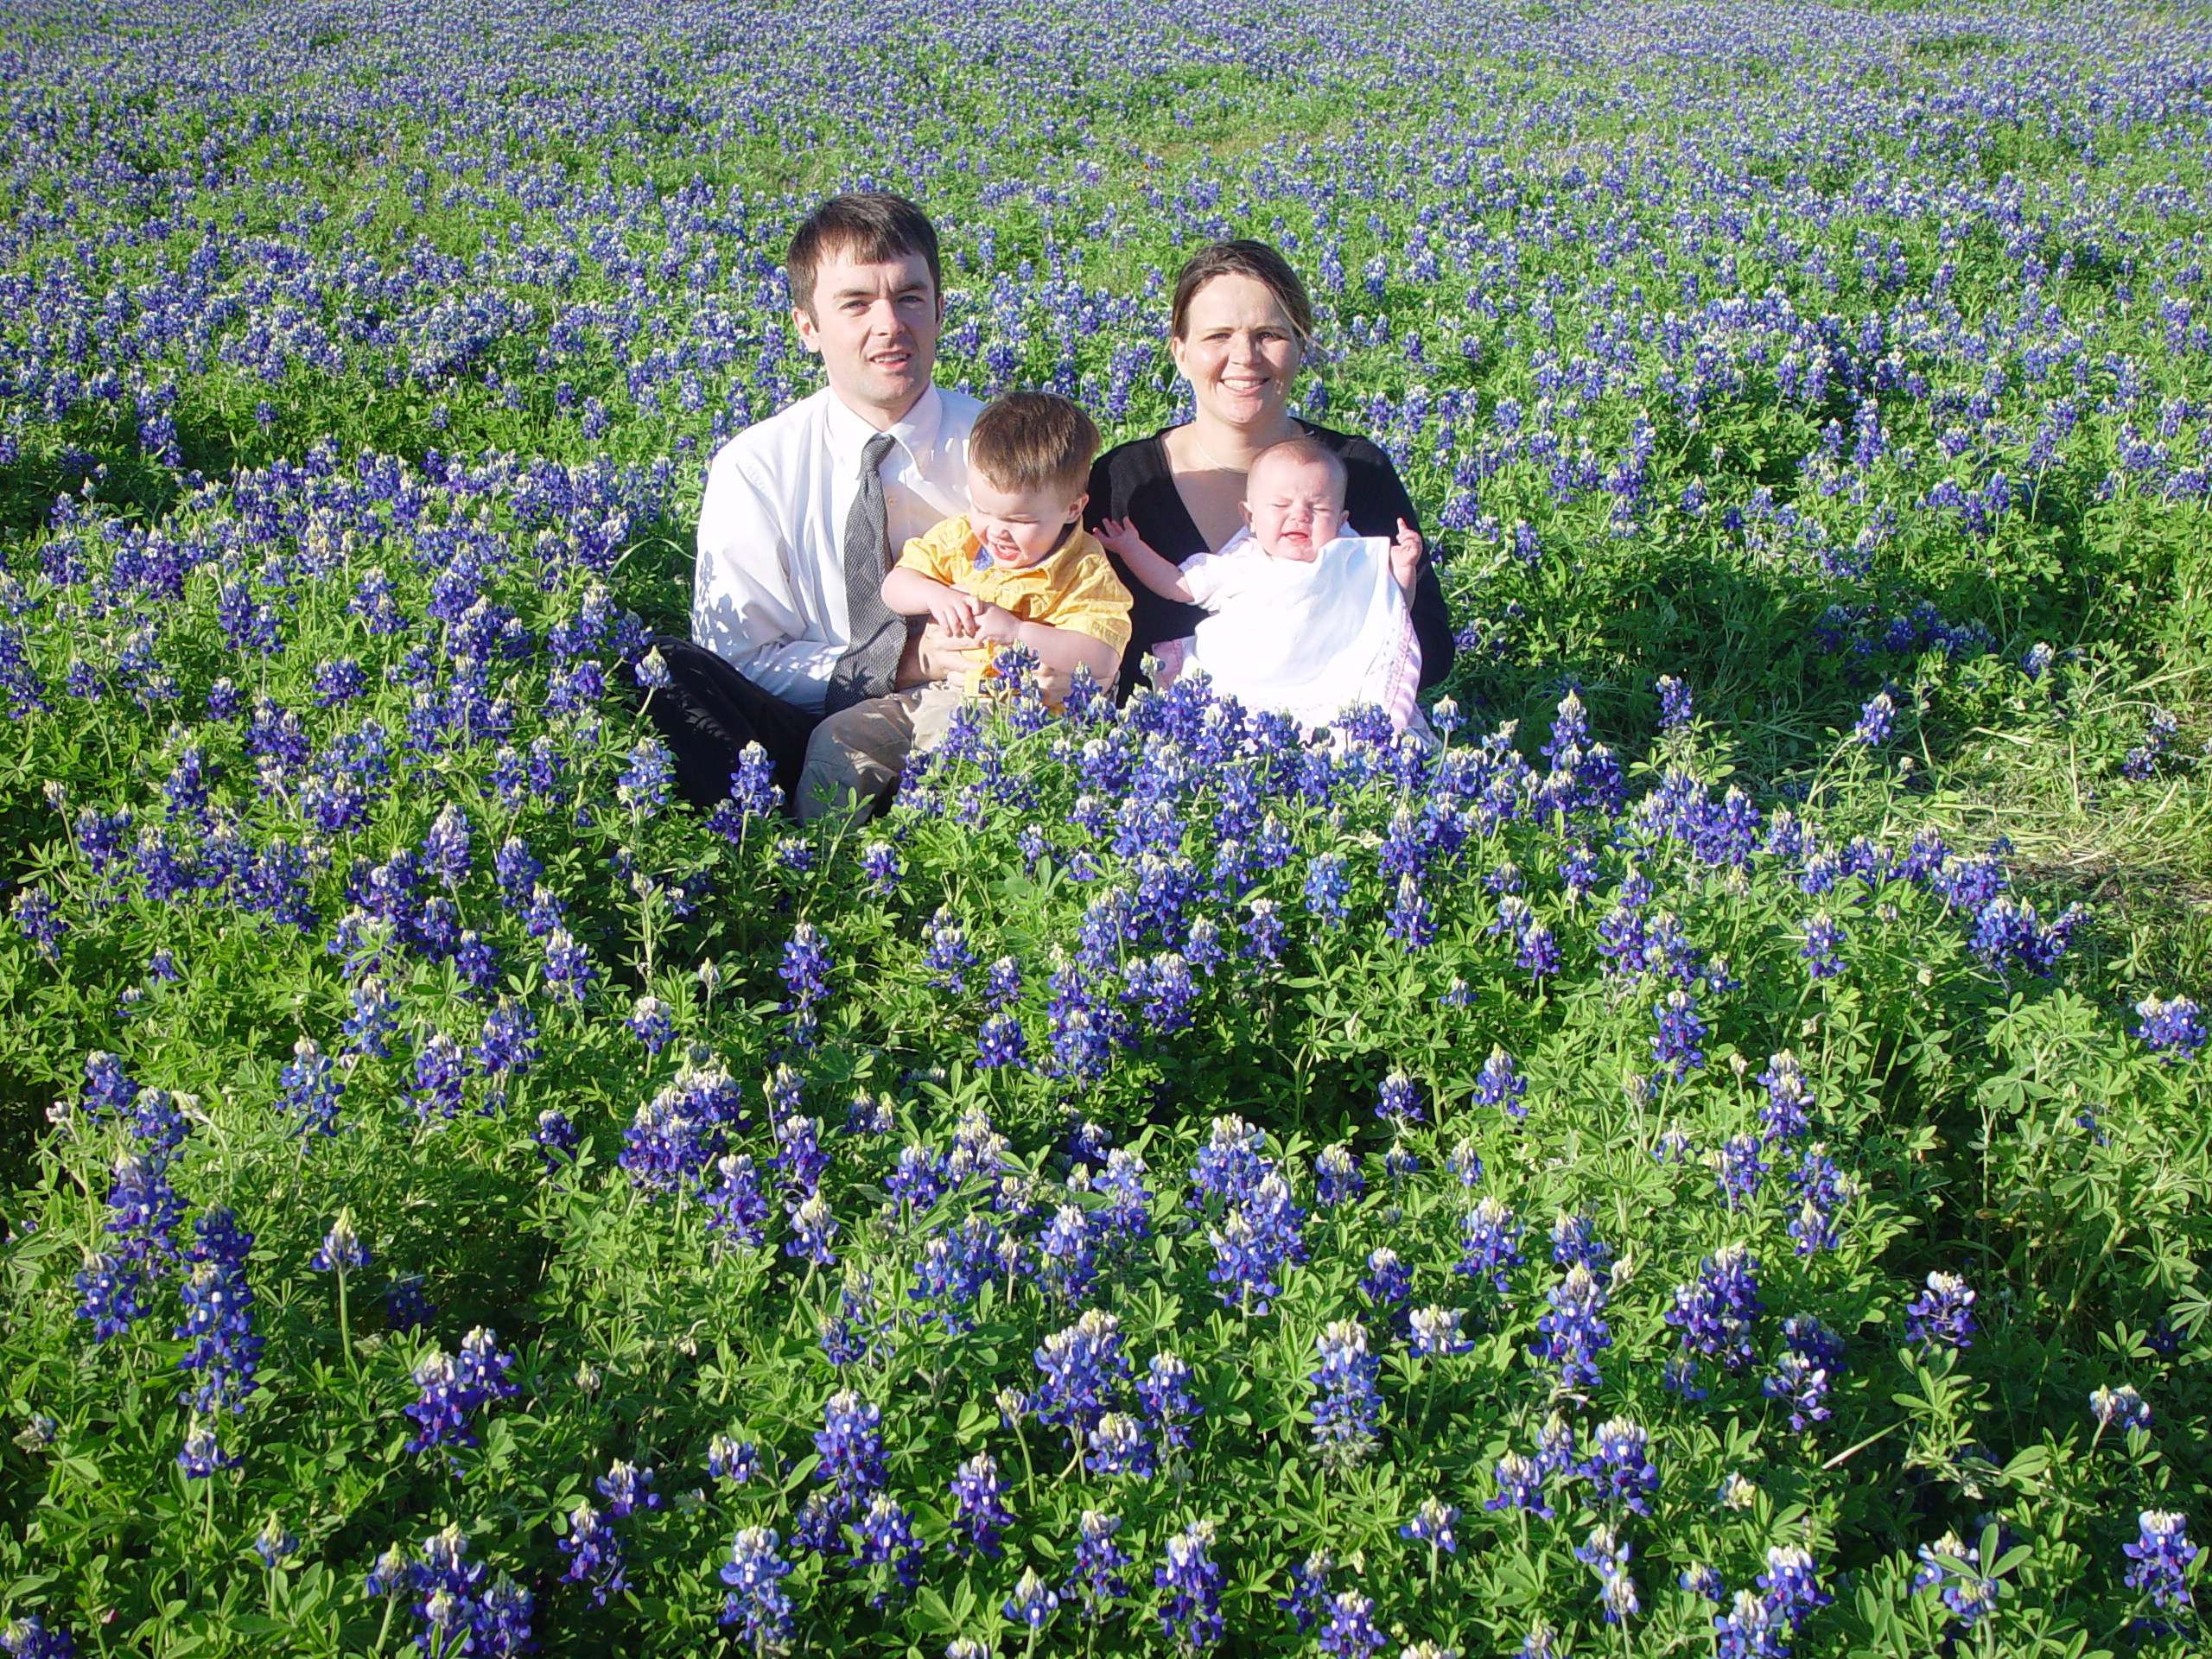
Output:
(1170, 272), (1303, 433)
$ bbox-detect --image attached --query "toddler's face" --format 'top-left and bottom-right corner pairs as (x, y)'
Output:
(1243, 456), (1345, 563)
(967, 468), (1084, 570)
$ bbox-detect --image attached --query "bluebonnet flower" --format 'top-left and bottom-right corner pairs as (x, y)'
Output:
(341, 976), (398, 1058)
(1763, 1352), (1831, 1432)
(1085, 1412), (1156, 1478)
(948, 1452), (1012, 1558)
(1243, 897), (1284, 962)
(1486, 1452), (1554, 1519)
(708, 1436), (762, 1484)
(1385, 873), (1433, 948)
(1713, 1590), (1784, 1658)
(1, 1618), (76, 1659)
(1914, 1531), (1995, 1629)
(1530, 1262), (1611, 1389)
(1457, 1197), (1523, 1292)
(1550, 1214), (1613, 1275)
(1138, 1351), (1200, 1450)
(2135, 994), (2206, 1062)
(701, 1154), (772, 1249)
(175, 1211), (260, 1415)
(408, 1031), (468, 1121)
(1757, 1544), (1831, 1628)
(1032, 1310), (1128, 1436)
(1574, 1526), (1638, 1624)
(772, 1114), (829, 1194)
(1400, 1497), (1461, 1553)
(2090, 1384), (2152, 1434)
(75, 1250), (148, 1342)
(779, 922), (831, 1038)
(309, 1211), (370, 1273)
(1359, 1248), (1411, 1310)
(1581, 1417), (1659, 1514)
(850, 1493), (923, 1602)
(626, 995), (673, 1056)
(1376, 1071), (1423, 1127)
(614, 738), (672, 813)
(1517, 921), (1561, 978)
(1681, 1564), (1726, 1602)
(385, 1276), (434, 1332)
(1310, 1319), (1382, 1453)
(1004, 1567), (1060, 1631)
(1033, 1205), (1096, 1304)
(1757, 1051), (1813, 1142)
(1303, 852), (1350, 921)
(857, 840), (900, 895)
(596, 1459), (658, 1517)
(105, 1151), (181, 1271)
(813, 1390), (886, 1505)
(1102, 1148), (1153, 1239)
(912, 1215), (1002, 1332)
(403, 1327), (518, 1454)
(923, 907), (978, 991)
(1665, 1245), (1762, 1373)
(1904, 1271), (1976, 1349)
(1967, 896), (2086, 977)
(474, 999), (538, 1080)
(1315, 1143), (1365, 1208)
(421, 804), (471, 889)
(1066, 1510), (1131, 1618)
(1277, 1550), (1332, 1633)
(2122, 1510), (2196, 1613)
(542, 929), (593, 1003)
(559, 1502), (625, 1605)
(718, 1527), (795, 1648)
(1800, 912), (1845, 979)
(1651, 988), (1707, 1079)
(1446, 1139), (1484, 1185)
(1657, 676), (1693, 729)
(1189, 1116), (1270, 1209)
(1849, 690), (1896, 746)
(1716, 1134), (1769, 1211)
(1474, 1046), (1529, 1116)
(785, 1194), (837, 1266)
(176, 1421), (238, 1478)
(11, 887), (64, 961)
(1155, 1521), (1224, 1653)
(1409, 1306), (1472, 1357)
(1318, 1591), (1386, 1657)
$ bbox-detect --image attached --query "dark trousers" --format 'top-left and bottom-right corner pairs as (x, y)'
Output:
(635, 636), (822, 811)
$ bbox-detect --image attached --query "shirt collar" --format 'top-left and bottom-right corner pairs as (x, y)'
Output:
(823, 385), (944, 474)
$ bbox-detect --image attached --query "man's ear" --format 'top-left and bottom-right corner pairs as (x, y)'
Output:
(791, 305), (822, 355)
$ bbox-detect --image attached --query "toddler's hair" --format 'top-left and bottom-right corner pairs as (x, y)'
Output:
(1246, 435), (1348, 499)
(969, 391), (1101, 499)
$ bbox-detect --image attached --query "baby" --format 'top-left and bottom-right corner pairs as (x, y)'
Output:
(1097, 436), (1426, 732)
(797, 391), (1133, 823)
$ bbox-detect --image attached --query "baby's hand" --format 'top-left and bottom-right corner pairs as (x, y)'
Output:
(973, 603), (1022, 645)
(1389, 518), (1424, 597)
(1094, 516), (1149, 561)
(925, 587), (985, 636)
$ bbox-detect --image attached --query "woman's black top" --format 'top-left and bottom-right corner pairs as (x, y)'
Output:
(1084, 422), (1456, 701)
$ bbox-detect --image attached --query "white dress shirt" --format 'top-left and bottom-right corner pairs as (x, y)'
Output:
(693, 384), (980, 712)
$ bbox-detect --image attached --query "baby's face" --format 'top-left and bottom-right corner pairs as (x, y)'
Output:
(1243, 456), (1345, 563)
(968, 468), (1083, 570)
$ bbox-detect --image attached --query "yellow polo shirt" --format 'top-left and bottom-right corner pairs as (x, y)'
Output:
(897, 516), (1133, 696)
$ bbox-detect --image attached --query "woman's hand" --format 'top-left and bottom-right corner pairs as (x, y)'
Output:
(1389, 518), (1424, 598)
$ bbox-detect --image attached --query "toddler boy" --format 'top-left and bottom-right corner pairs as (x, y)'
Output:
(797, 391), (1132, 822)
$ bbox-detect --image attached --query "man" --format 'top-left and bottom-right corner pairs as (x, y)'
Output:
(641, 193), (980, 810)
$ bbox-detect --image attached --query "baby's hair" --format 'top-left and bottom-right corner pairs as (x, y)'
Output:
(969, 391), (1101, 498)
(1246, 435), (1348, 499)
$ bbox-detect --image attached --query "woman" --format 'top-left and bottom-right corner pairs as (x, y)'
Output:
(1085, 239), (1454, 702)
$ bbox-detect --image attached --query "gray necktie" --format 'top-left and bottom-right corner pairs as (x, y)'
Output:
(826, 430), (905, 713)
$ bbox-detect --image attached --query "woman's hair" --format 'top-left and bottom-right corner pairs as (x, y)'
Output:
(1169, 239), (1315, 346)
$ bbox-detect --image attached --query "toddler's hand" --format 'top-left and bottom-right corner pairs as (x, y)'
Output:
(926, 588), (984, 636)
(1389, 518), (1424, 596)
(974, 603), (1022, 645)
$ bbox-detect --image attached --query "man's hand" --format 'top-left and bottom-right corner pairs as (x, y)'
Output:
(973, 603), (1022, 645)
(899, 624), (984, 688)
(1389, 518), (1424, 598)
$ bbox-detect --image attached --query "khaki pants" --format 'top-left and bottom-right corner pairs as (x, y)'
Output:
(795, 683), (969, 824)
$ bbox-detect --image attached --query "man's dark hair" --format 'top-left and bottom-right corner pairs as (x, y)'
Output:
(969, 391), (1101, 499)
(785, 194), (941, 317)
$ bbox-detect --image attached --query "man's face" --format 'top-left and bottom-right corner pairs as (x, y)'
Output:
(792, 246), (940, 423)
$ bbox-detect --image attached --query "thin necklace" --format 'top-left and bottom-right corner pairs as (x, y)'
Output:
(1189, 417), (1298, 474)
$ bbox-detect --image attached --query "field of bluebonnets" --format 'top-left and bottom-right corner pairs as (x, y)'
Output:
(3, 0), (2211, 1653)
